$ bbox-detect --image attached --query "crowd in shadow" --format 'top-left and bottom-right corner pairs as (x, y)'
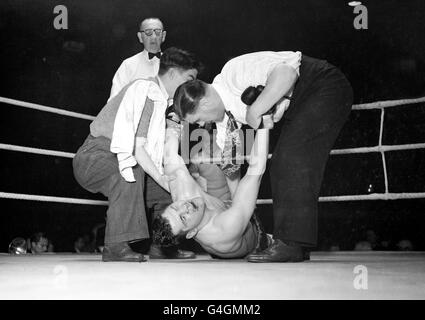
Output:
(8, 225), (414, 255)
(320, 228), (414, 252)
(8, 223), (106, 255)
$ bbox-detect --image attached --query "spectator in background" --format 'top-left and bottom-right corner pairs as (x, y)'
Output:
(92, 222), (106, 253)
(8, 237), (28, 254)
(354, 241), (372, 251)
(329, 244), (340, 251)
(358, 229), (391, 251)
(28, 232), (54, 254)
(396, 239), (413, 251)
(73, 223), (106, 253)
(109, 17), (166, 101)
(365, 229), (379, 249)
(74, 234), (96, 253)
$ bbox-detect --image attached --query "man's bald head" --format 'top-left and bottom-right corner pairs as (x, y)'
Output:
(137, 17), (166, 53)
(139, 17), (164, 30)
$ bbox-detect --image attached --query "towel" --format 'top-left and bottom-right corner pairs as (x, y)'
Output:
(110, 79), (167, 182)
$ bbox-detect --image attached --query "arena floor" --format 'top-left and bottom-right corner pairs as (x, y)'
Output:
(1, 251), (424, 300)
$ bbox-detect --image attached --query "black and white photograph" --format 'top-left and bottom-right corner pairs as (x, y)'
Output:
(1, 0), (425, 305)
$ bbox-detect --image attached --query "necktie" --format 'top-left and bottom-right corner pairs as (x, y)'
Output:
(218, 111), (243, 178)
(148, 52), (161, 60)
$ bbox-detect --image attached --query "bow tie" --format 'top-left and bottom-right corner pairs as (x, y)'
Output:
(148, 52), (161, 60)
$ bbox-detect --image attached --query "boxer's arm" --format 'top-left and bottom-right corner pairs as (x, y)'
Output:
(215, 124), (271, 234)
(225, 174), (240, 199)
(163, 125), (189, 200)
(163, 125), (185, 173)
(164, 124), (208, 201)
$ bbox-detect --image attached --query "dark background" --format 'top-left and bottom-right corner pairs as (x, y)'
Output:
(1, 0), (425, 252)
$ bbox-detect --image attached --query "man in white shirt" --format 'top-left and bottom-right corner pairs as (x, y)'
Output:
(173, 51), (353, 262)
(108, 17), (166, 101)
(73, 48), (202, 262)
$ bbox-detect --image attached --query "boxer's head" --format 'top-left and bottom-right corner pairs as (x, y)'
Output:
(152, 197), (206, 246)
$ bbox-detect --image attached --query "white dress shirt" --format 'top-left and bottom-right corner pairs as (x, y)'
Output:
(212, 51), (302, 150)
(109, 50), (160, 101)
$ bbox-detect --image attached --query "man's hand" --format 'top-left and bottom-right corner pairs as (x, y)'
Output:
(246, 106), (262, 129)
(261, 115), (274, 129)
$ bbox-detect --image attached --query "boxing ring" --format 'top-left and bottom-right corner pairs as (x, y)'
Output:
(2, 95), (425, 204)
(1, 95), (425, 299)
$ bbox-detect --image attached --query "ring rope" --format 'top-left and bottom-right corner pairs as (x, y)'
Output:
(352, 96), (425, 110)
(379, 109), (390, 193)
(0, 143), (75, 158)
(1, 95), (425, 205)
(3, 142), (424, 161)
(0, 97), (96, 121)
(329, 143), (425, 155)
(3, 191), (425, 206)
(257, 192), (425, 204)
(2, 95), (424, 117)
(0, 191), (108, 206)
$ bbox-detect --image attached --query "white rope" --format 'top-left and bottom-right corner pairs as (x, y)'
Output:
(379, 109), (389, 193)
(330, 143), (425, 155)
(0, 192), (108, 206)
(0, 143), (75, 158)
(3, 142), (424, 159)
(1, 94), (424, 160)
(0, 97), (95, 121)
(352, 96), (425, 110)
(3, 191), (425, 206)
(2, 95), (424, 117)
(256, 192), (425, 204)
(320, 193), (425, 201)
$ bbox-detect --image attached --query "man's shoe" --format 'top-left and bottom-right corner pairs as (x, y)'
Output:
(247, 239), (305, 263)
(148, 244), (196, 259)
(102, 242), (147, 262)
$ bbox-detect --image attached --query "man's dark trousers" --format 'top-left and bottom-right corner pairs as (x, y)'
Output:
(270, 55), (353, 247)
(72, 135), (171, 245)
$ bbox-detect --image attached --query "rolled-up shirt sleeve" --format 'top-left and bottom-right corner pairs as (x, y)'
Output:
(220, 51), (302, 95)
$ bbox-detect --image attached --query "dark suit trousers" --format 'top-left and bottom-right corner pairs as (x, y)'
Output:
(270, 55), (353, 247)
(72, 135), (171, 245)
